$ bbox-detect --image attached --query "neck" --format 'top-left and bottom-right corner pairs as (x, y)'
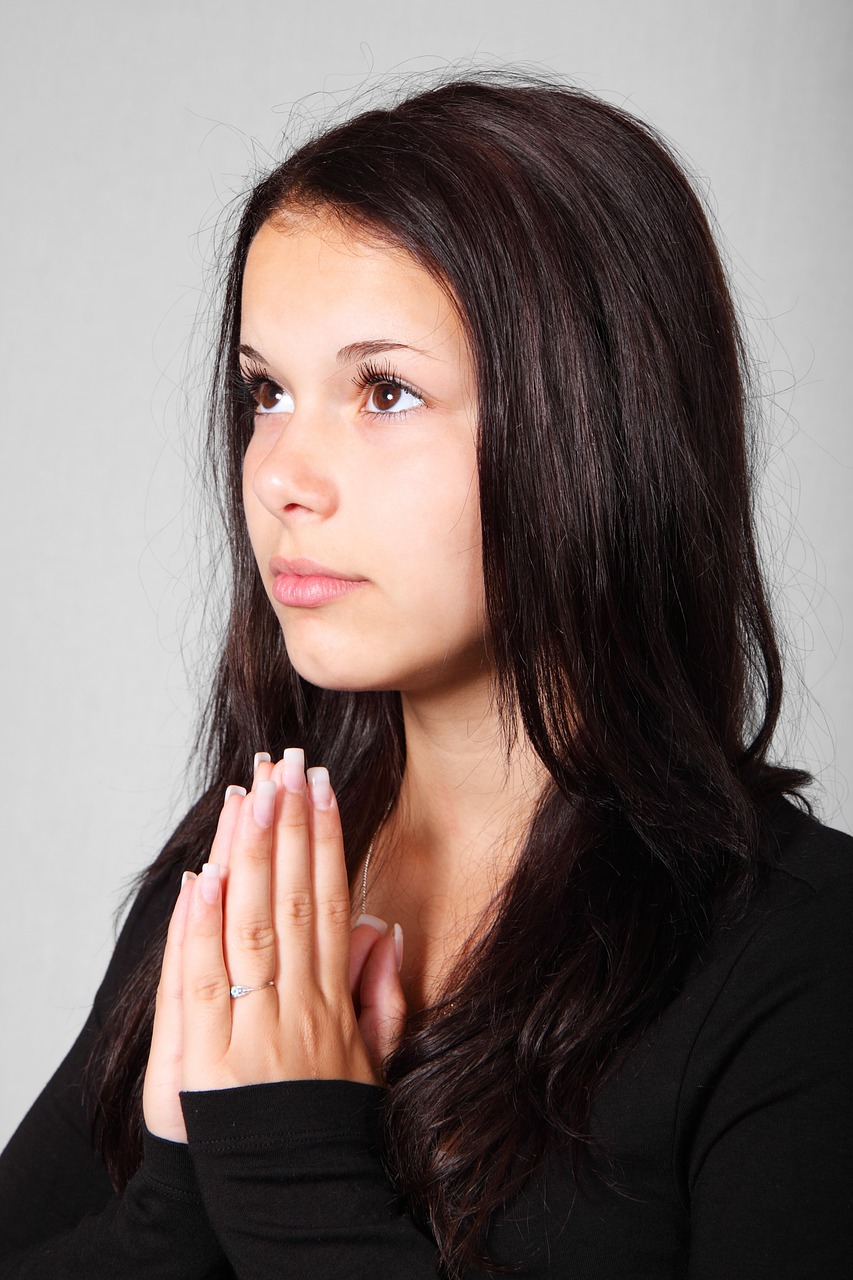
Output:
(379, 670), (549, 890)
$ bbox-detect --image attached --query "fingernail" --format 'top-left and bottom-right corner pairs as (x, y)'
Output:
(200, 862), (221, 904)
(253, 751), (272, 772)
(353, 913), (389, 935)
(393, 923), (404, 971)
(181, 870), (197, 889)
(225, 784), (247, 802)
(306, 765), (332, 809)
(253, 778), (276, 828)
(282, 747), (305, 793)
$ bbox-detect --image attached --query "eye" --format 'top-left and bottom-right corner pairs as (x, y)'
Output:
(255, 380), (294, 414)
(364, 381), (423, 415)
(353, 360), (426, 419)
(239, 362), (294, 415)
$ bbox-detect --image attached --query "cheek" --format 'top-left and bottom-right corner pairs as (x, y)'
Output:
(241, 434), (261, 503)
(241, 448), (269, 567)
(386, 458), (484, 622)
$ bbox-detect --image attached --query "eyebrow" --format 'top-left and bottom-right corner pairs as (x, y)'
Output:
(238, 339), (437, 366)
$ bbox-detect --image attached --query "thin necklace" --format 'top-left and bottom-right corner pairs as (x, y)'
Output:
(359, 796), (395, 917)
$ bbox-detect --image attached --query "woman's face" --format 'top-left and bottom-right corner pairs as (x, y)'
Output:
(240, 209), (487, 696)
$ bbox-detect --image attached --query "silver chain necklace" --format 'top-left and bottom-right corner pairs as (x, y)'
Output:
(359, 796), (396, 917)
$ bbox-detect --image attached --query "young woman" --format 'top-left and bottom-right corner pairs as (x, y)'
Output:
(1, 70), (850, 1278)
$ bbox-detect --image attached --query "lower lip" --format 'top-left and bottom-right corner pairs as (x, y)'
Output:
(272, 574), (368, 607)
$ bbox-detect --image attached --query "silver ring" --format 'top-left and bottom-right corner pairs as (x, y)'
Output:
(229, 980), (275, 999)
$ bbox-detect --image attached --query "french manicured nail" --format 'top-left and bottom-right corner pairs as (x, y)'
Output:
(181, 870), (197, 889)
(282, 747), (305, 793)
(306, 766), (332, 808)
(253, 778), (277, 828)
(393, 923), (404, 971)
(353, 913), (388, 935)
(200, 862), (221, 904)
(225, 784), (247, 802)
(253, 751), (272, 772)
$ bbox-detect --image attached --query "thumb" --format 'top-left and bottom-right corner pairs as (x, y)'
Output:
(357, 924), (406, 1076)
(349, 917), (388, 1012)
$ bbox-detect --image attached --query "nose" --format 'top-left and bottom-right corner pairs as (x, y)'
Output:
(247, 408), (339, 522)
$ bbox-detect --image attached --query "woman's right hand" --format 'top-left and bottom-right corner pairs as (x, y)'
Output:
(142, 868), (194, 1143)
(143, 773), (255, 1143)
(143, 760), (403, 1142)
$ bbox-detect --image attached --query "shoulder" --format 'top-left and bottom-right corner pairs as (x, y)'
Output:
(589, 795), (853, 1190)
(758, 793), (853, 897)
(668, 799), (853, 1199)
(690, 795), (853, 1009)
(626, 795), (853, 1111)
(669, 795), (853, 1100)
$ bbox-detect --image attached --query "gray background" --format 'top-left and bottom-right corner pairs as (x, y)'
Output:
(1, 0), (850, 1147)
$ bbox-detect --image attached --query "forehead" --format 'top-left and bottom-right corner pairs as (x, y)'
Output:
(245, 209), (434, 298)
(241, 210), (468, 365)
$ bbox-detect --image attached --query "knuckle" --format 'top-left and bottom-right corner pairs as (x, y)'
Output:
(280, 800), (309, 832)
(154, 971), (181, 1007)
(154, 982), (171, 1011)
(316, 893), (353, 930)
(281, 817), (309, 841)
(279, 890), (314, 926)
(234, 919), (276, 952)
(188, 973), (229, 1003)
(241, 840), (271, 866)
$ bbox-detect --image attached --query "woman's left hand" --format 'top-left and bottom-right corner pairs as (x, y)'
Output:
(148, 749), (407, 1134)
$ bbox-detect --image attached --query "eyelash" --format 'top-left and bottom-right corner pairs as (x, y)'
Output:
(238, 360), (277, 411)
(351, 360), (425, 419)
(237, 358), (425, 420)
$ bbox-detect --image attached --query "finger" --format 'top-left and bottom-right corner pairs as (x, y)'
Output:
(253, 751), (273, 780)
(357, 925), (407, 1075)
(307, 767), (352, 990)
(144, 871), (194, 1140)
(181, 863), (231, 1084)
(155, 870), (194, 1015)
(209, 785), (247, 873)
(349, 918), (389, 1011)
(222, 780), (277, 992)
(271, 747), (314, 987)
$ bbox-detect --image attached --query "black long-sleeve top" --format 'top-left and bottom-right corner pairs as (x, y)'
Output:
(1, 796), (851, 1277)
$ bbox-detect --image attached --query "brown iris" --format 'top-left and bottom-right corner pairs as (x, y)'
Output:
(257, 381), (284, 412)
(372, 383), (402, 410)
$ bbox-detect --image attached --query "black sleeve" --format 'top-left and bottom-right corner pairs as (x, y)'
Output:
(0, 1131), (225, 1278)
(685, 873), (853, 1279)
(182, 1079), (443, 1279)
(0, 872), (229, 1277)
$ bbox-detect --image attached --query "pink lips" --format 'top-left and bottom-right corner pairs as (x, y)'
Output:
(269, 556), (368, 608)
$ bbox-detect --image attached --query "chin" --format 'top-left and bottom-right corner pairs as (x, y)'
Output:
(283, 641), (401, 694)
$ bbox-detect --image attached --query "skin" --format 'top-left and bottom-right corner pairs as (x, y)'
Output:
(143, 210), (548, 1142)
(240, 209), (486, 699)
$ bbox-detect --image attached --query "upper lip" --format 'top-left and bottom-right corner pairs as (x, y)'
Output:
(270, 556), (366, 582)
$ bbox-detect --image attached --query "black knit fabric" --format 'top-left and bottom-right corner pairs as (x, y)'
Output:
(1, 797), (851, 1277)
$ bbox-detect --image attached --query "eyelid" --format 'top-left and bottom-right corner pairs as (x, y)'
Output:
(351, 359), (427, 416)
(238, 356), (279, 389)
(238, 358), (291, 414)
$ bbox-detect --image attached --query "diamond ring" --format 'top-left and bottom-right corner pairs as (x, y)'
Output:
(229, 980), (275, 999)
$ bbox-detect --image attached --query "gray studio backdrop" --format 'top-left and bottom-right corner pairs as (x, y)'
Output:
(1, 0), (850, 1147)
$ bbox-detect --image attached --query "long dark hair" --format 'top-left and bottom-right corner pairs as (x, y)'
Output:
(89, 68), (809, 1275)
